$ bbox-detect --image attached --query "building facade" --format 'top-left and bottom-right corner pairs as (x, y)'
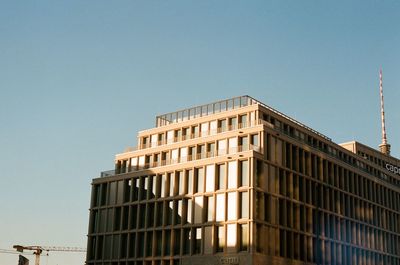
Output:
(86, 96), (400, 265)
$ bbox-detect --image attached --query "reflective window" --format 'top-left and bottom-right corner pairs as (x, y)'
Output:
(227, 192), (237, 220)
(239, 136), (248, 150)
(205, 165), (215, 192)
(163, 230), (171, 256)
(109, 182), (116, 205)
(204, 226), (213, 254)
(251, 134), (259, 146)
(183, 228), (191, 255)
(178, 171), (184, 195)
(167, 130), (174, 144)
(240, 192), (249, 219)
(240, 160), (249, 187)
(217, 226), (225, 252)
(194, 227), (202, 254)
(168, 173), (174, 196)
(206, 196), (214, 222)
(217, 164), (226, 190)
(239, 224), (248, 251)
(229, 117), (237, 130)
(187, 199), (193, 224)
(216, 194), (225, 221)
(192, 125), (199, 138)
(228, 161), (238, 189)
(177, 200), (183, 224)
(228, 137), (237, 154)
(187, 169), (194, 194)
(161, 174), (167, 197)
(239, 114), (247, 128)
(218, 139), (227, 155)
(194, 196), (203, 224)
(226, 224), (236, 252)
(196, 168), (204, 193)
(218, 119), (227, 132)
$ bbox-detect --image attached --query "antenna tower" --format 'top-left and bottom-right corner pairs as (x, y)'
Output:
(379, 69), (391, 155)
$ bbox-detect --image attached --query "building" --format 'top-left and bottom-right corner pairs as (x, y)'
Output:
(86, 95), (400, 265)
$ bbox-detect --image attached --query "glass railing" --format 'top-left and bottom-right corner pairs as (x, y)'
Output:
(102, 144), (262, 177)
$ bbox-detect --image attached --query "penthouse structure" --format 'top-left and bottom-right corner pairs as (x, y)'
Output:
(86, 95), (400, 265)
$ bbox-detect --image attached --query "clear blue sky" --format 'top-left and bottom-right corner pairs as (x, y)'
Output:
(1, 1), (399, 264)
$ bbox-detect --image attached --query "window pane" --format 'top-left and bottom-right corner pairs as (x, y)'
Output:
(169, 173), (174, 196)
(217, 226), (225, 252)
(240, 224), (248, 251)
(240, 160), (249, 186)
(183, 228), (190, 255)
(173, 229), (180, 255)
(205, 165), (215, 192)
(216, 194), (225, 221)
(217, 164), (226, 190)
(194, 196), (203, 223)
(161, 174), (167, 197)
(194, 228), (202, 254)
(178, 171), (184, 195)
(187, 170), (193, 194)
(187, 199), (193, 224)
(228, 161), (238, 189)
(109, 182), (116, 205)
(240, 192), (249, 219)
(227, 224), (237, 252)
(156, 231), (162, 256)
(204, 226), (213, 254)
(252, 134), (259, 146)
(239, 114), (247, 128)
(206, 196), (214, 222)
(227, 192), (237, 220)
(228, 137), (237, 153)
(218, 139), (227, 155)
(196, 168), (204, 193)
(177, 200), (183, 222)
(164, 230), (171, 256)
(219, 119), (227, 132)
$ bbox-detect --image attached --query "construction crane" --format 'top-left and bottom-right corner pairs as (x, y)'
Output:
(13, 245), (86, 265)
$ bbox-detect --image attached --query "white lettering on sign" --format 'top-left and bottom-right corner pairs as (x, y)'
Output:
(220, 257), (239, 265)
(386, 164), (400, 175)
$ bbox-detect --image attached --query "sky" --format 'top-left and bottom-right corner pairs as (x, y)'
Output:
(0, 1), (399, 264)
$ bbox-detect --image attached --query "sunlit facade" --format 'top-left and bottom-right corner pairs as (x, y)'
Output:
(86, 96), (400, 265)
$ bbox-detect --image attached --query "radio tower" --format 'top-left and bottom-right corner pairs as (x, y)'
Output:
(379, 69), (391, 155)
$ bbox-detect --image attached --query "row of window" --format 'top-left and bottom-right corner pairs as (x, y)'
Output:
(90, 189), (250, 234)
(255, 222), (400, 265)
(256, 182), (400, 233)
(95, 161), (250, 208)
(88, 223), (249, 261)
(263, 110), (400, 189)
(255, 159), (400, 234)
(87, 261), (179, 265)
(264, 135), (400, 212)
(117, 134), (258, 174)
(143, 113), (254, 149)
(255, 189), (400, 251)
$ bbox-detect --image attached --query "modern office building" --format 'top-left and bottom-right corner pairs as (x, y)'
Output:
(86, 95), (400, 265)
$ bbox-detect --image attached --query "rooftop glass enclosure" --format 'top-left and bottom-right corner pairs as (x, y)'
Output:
(156, 95), (256, 127)
(156, 95), (331, 141)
